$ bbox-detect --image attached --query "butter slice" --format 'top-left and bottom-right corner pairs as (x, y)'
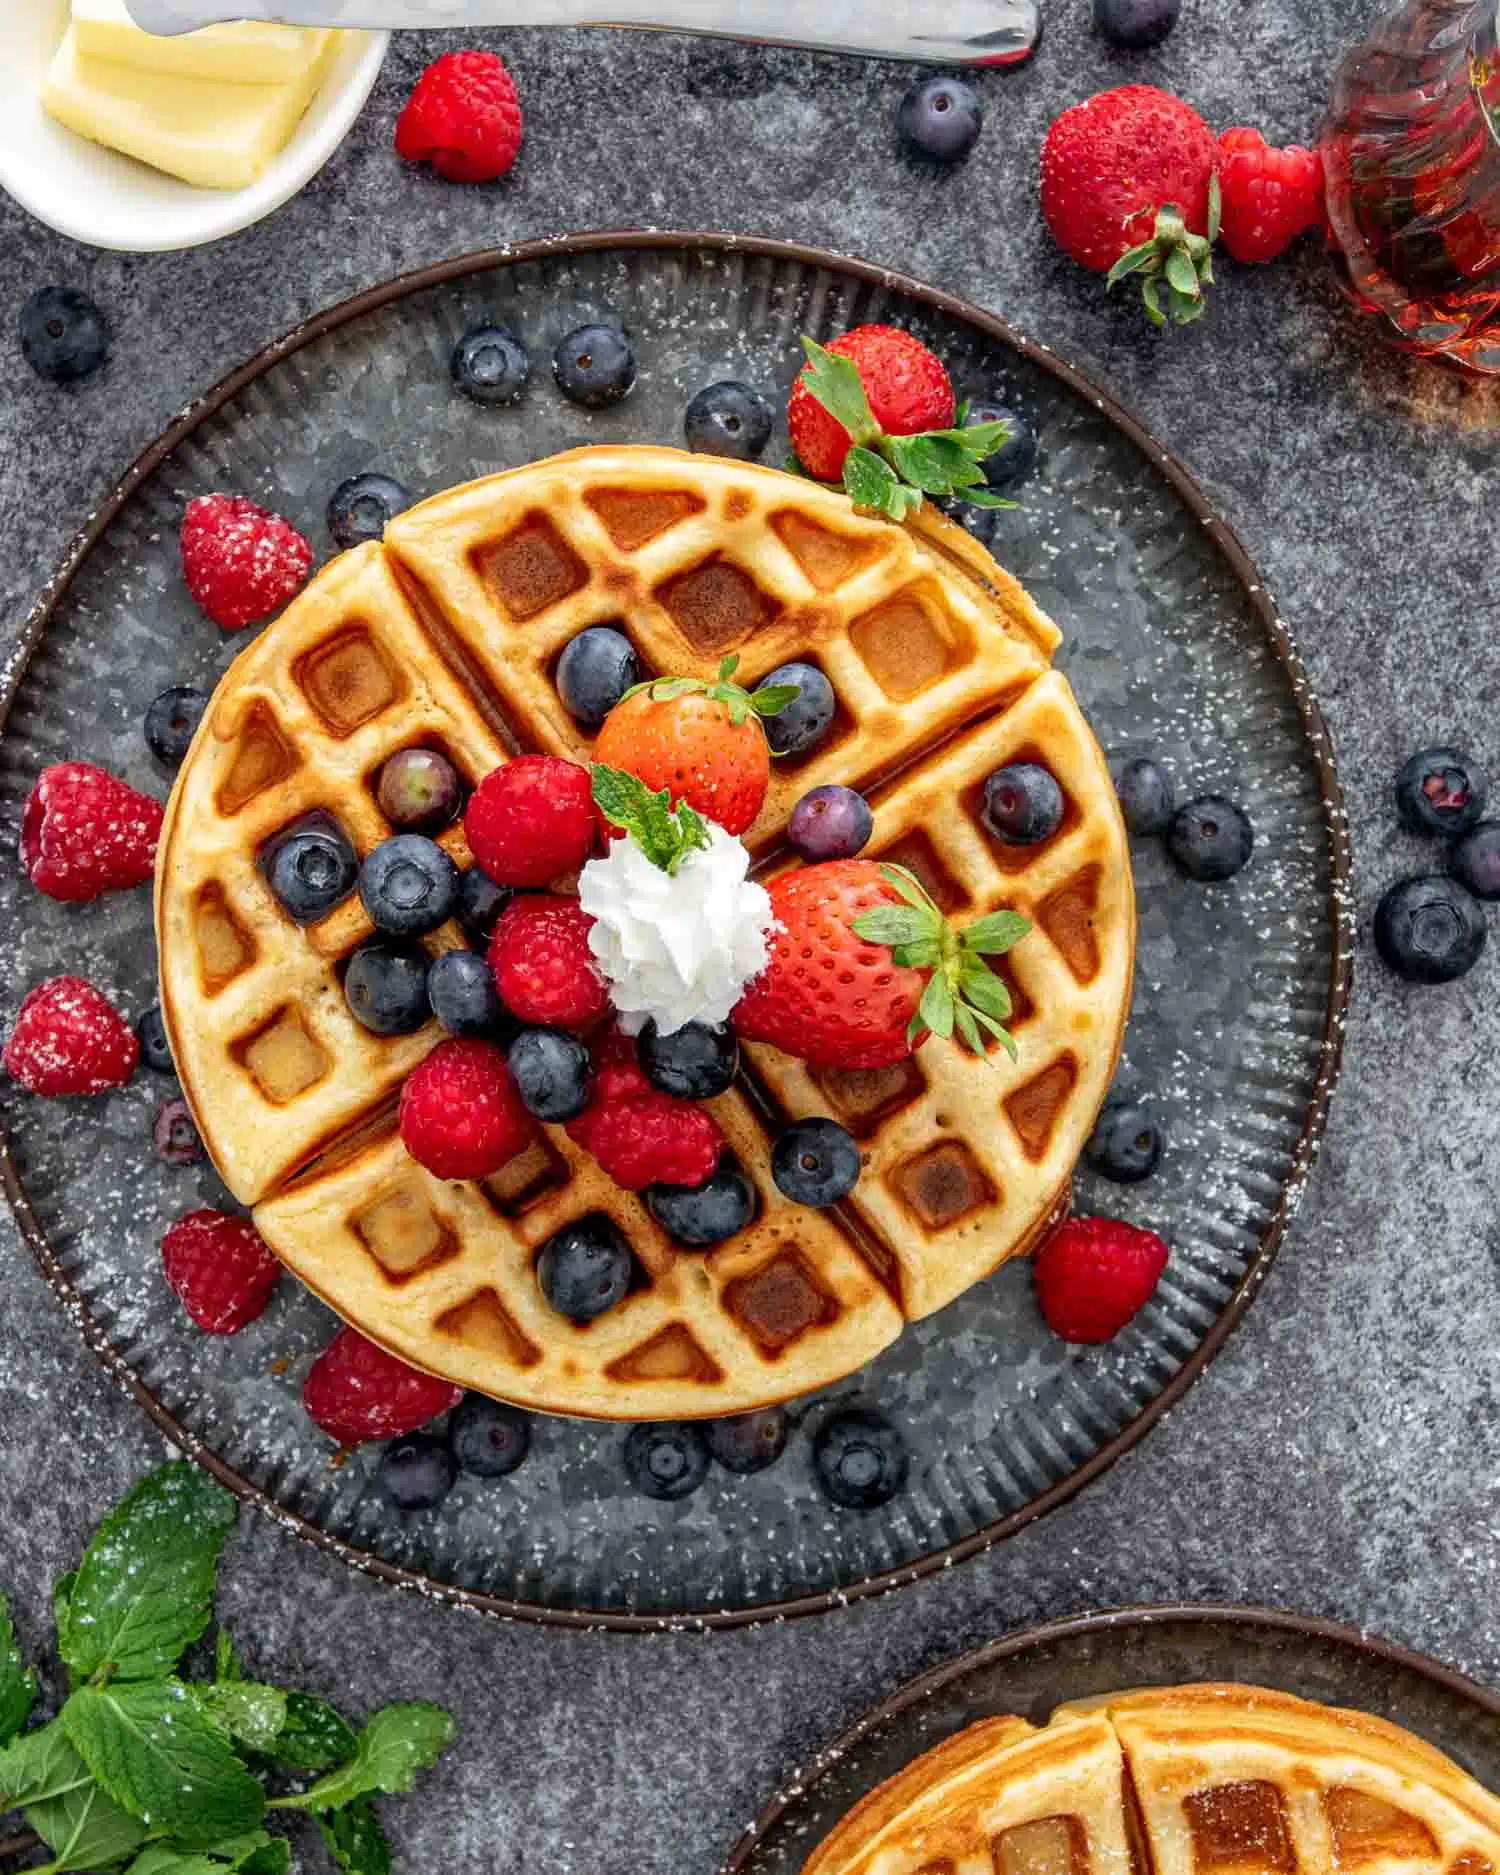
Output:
(71, 2), (324, 86)
(42, 26), (335, 191)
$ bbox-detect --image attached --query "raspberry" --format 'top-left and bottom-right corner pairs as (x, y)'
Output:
(465, 755), (595, 888)
(161, 1209), (280, 1335)
(589, 1026), (652, 1104)
(399, 1038), (536, 1181)
(21, 762), (163, 902)
(787, 325), (954, 482)
(4, 977), (138, 1096)
(1032, 1216), (1169, 1344)
(1217, 128), (1325, 264)
(489, 897), (610, 1029)
(395, 50), (523, 185)
(180, 493), (313, 631)
(304, 1325), (462, 1446)
(568, 1091), (722, 1192)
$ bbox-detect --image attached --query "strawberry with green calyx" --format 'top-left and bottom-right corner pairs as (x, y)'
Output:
(591, 763), (714, 873)
(1106, 175), (1222, 327)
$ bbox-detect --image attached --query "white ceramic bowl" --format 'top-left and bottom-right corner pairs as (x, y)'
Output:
(0, 6), (387, 253)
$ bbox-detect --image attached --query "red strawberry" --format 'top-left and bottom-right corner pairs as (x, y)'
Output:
(180, 493), (313, 631)
(161, 1208), (280, 1335)
(4, 977), (138, 1096)
(788, 325), (955, 482)
(399, 1038), (536, 1181)
(21, 762), (163, 902)
(304, 1325), (462, 1446)
(395, 49), (523, 184)
(465, 754), (595, 889)
(489, 897), (610, 1029)
(567, 1091), (722, 1192)
(1217, 128), (1324, 264)
(1032, 1216), (1169, 1343)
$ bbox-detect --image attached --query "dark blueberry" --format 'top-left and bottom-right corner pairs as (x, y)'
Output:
(705, 1408), (789, 1475)
(448, 1394), (532, 1478)
(458, 868), (511, 947)
(813, 1409), (909, 1510)
(136, 1004), (175, 1076)
(683, 380), (773, 460)
(20, 287), (109, 384)
(639, 1020), (738, 1100)
(428, 949), (506, 1038)
(623, 1422), (711, 1501)
(896, 75), (983, 163)
(1115, 757), (1176, 837)
(788, 785), (873, 861)
(1094, 0), (1182, 48)
(267, 822), (359, 925)
(771, 1118), (861, 1207)
(552, 324), (635, 408)
(1086, 1099), (1164, 1184)
(555, 626), (641, 731)
(1166, 796), (1254, 883)
(326, 472), (412, 550)
(144, 686), (208, 773)
(964, 400), (1038, 489)
(451, 323), (530, 406)
(1395, 747), (1488, 838)
(646, 1162), (756, 1248)
(376, 747), (463, 832)
(1374, 874), (1487, 984)
(508, 1028), (593, 1121)
(152, 1097), (202, 1168)
(1450, 821), (1500, 901)
(378, 1432), (456, 1512)
(537, 1216), (633, 1322)
(359, 834), (460, 938)
(982, 763), (1065, 846)
(758, 662), (837, 758)
(344, 940), (431, 1035)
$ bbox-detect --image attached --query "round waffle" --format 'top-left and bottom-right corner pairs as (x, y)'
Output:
(156, 446), (1135, 1420)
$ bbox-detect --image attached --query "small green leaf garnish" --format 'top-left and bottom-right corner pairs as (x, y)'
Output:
(591, 764), (713, 874)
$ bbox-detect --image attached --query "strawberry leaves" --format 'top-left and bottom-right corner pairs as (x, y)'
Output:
(621, 654), (797, 728)
(1107, 175), (1222, 327)
(591, 764), (712, 874)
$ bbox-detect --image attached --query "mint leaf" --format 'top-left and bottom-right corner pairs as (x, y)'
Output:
(0, 1723), (148, 1872)
(591, 765), (709, 875)
(213, 1631), (242, 1685)
(63, 1680), (265, 1849)
(129, 1852), (234, 1875)
(0, 1719), (92, 1806)
(797, 339), (880, 448)
(850, 906), (935, 948)
(238, 1844), (292, 1875)
(0, 1595), (36, 1745)
(267, 1693), (357, 1772)
(61, 1462), (236, 1685)
(128, 1845), (289, 1875)
(318, 1799), (392, 1875)
(961, 910), (1031, 955)
(194, 1682), (287, 1756)
(271, 1704), (454, 1814)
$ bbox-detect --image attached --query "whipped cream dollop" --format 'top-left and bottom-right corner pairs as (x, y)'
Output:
(578, 822), (774, 1036)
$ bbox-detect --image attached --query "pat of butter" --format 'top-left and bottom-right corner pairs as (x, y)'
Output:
(71, 2), (323, 86)
(42, 26), (336, 192)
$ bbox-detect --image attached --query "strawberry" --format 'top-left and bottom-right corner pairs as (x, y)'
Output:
(4, 977), (138, 1096)
(789, 325), (954, 481)
(180, 493), (313, 631)
(395, 49), (523, 185)
(567, 1089), (723, 1192)
(21, 761), (163, 902)
(465, 754), (595, 888)
(399, 1038), (536, 1181)
(1032, 1216), (1169, 1343)
(1217, 128), (1324, 264)
(489, 897), (610, 1029)
(161, 1208), (280, 1335)
(304, 1325), (463, 1446)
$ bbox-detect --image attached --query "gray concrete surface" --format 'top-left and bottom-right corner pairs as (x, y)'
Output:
(2, 3), (1498, 1871)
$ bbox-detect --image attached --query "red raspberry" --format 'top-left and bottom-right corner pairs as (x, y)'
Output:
(304, 1325), (462, 1446)
(21, 762), (163, 902)
(464, 755), (595, 889)
(161, 1208), (280, 1335)
(399, 1038), (536, 1181)
(589, 1026), (651, 1104)
(1217, 128), (1325, 264)
(567, 1091), (722, 1192)
(180, 493), (313, 631)
(489, 897), (610, 1029)
(395, 50), (523, 184)
(788, 325), (955, 482)
(4, 977), (138, 1096)
(1032, 1216), (1169, 1344)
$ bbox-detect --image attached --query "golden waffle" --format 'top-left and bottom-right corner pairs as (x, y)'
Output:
(157, 445), (1134, 1420)
(803, 1685), (1500, 1875)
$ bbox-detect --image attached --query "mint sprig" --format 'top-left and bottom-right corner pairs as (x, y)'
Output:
(592, 764), (713, 874)
(1106, 174), (1222, 327)
(0, 1596), (37, 1747)
(269, 1707), (454, 1816)
(621, 653), (797, 727)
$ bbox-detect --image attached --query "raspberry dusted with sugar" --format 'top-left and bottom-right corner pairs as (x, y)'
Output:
(399, 1038), (536, 1181)
(21, 761), (163, 902)
(161, 1209), (280, 1335)
(567, 1091), (723, 1193)
(180, 493), (313, 631)
(464, 754), (595, 888)
(1032, 1215), (1169, 1344)
(304, 1325), (463, 1446)
(395, 50), (523, 184)
(1217, 128), (1325, 264)
(4, 976), (139, 1096)
(489, 896), (610, 1029)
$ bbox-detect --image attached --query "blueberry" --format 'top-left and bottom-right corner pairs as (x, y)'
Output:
(1094, 0), (1182, 47)
(451, 324), (530, 406)
(376, 747), (463, 832)
(788, 785), (873, 861)
(552, 324), (635, 408)
(982, 763), (1065, 845)
(897, 75), (983, 163)
(136, 1004), (175, 1076)
(813, 1409), (909, 1509)
(20, 287), (109, 384)
(427, 949), (506, 1038)
(555, 626), (641, 731)
(152, 1097), (202, 1168)
(378, 1432), (456, 1512)
(1115, 757), (1176, 837)
(537, 1216), (633, 1322)
(758, 662), (837, 757)
(938, 496), (999, 544)
(508, 1028), (592, 1121)
(771, 1118), (861, 1207)
(458, 868), (511, 948)
(144, 686), (208, 773)
(344, 940), (431, 1035)
(639, 1020), (738, 1100)
(705, 1408), (789, 1475)
(1450, 821), (1500, 900)
(683, 381), (773, 460)
(1395, 747), (1488, 838)
(964, 400), (1038, 489)
(448, 1394), (531, 1478)
(646, 1162), (756, 1248)
(1374, 874), (1487, 984)
(359, 834), (460, 938)
(1166, 796), (1254, 883)
(266, 821), (359, 925)
(326, 472), (412, 550)
(1086, 1099), (1164, 1184)
(623, 1422), (711, 1501)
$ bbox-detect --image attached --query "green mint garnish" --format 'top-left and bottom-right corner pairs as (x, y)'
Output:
(269, 1706), (455, 1815)
(0, 1595), (37, 1747)
(592, 764), (714, 874)
(1106, 175), (1221, 328)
